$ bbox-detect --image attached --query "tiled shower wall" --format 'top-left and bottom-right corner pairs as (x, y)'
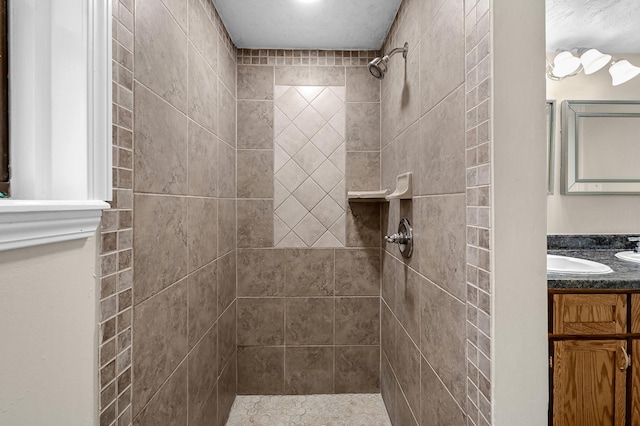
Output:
(98, 1), (135, 424)
(99, 0), (239, 424)
(379, 0), (481, 425)
(235, 55), (384, 395)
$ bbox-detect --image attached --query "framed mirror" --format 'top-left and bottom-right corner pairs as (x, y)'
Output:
(562, 100), (640, 194)
(547, 100), (556, 194)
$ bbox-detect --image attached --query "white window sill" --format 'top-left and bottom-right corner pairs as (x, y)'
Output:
(0, 200), (110, 251)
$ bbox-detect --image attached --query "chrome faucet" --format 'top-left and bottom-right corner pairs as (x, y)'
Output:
(629, 237), (640, 253)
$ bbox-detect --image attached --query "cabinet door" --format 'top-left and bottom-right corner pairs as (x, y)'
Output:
(632, 340), (640, 426)
(553, 340), (628, 426)
(554, 294), (627, 335)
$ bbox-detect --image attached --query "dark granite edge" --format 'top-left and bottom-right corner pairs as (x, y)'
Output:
(547, 234), (639, 251)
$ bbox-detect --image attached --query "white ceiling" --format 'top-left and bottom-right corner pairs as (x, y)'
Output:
(212, 0), (402, 50)
(546, 0), (640, 53)
(213, 0), (640, 53)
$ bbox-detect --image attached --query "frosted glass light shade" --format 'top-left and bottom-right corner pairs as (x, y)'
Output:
(580, 49), (612, 74)
(609, 60), (640, 86)
(552, 51), (581, 78)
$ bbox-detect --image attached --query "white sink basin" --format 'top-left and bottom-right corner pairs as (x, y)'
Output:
(547, 254), (613, 275)
(615, 251), (640, 264)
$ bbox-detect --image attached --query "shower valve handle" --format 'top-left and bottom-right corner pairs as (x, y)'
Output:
(385, 232), (410, 245)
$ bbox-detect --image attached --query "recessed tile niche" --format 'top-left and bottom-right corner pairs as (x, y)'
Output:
(273, 85), (346, 247)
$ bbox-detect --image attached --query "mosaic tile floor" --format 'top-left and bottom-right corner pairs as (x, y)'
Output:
(226, 394), (392, 426)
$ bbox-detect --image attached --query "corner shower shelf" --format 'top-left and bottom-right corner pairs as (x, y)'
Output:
(347, 189), (390, 202)
(347, 172), (413, 203)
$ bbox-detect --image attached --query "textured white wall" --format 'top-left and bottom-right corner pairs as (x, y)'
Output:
(0, 238), (98, 426)
(547, 53), (640, 234)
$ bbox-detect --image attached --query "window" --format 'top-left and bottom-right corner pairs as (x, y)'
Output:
(0, 0), (112, 251)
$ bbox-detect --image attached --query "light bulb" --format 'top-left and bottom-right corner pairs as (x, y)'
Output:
(551, 51), (581, 78)
(609, 60), (640, 86)
(579, 49), (611, 75)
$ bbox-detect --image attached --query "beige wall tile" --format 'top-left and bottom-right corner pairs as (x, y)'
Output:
(417, 195), (466, 299)
(420, 357), (466, 426)
(275, 66), (310, 86)
(346, 152), (381, 191)
(346, 103), (381, 151)
(346, 203), (381, 248)
(218, 85), (237, 147)
(187, 326), (218, 425)
(187, 122), (218, 197)
(309, 66), (345, 86)
(420, 87), (466, 195)
(133, 195), (187, 303)
(188, 0), (217, 72)
(396, 267), (421, 344)
(135, 0), (187, 111)
(285, 298), (334, 345)
(133, 362), (188, 426)
(285, 249), (334, 296)
(238, 65), (274, 100)
(395, 327), (420, 416)
(237, 101), (273, 149)
(335, 249), (380, 296)
(217, 251), (236, 315)
(218, 141), (236, 198)
(335, 297), (380, 345)
(188, 45), (219, 134)
(420, 279), (466, 407)
(237, 347), (284, 395)
(237, 249), (285, 297)
(134, 83), (188, 195)
(160, 0), (187, 31)
(218, 301), (236, 376)
(132, 281), (188, 416)
(218, 38), (237, 94)
(237, 298), (284, 346)
(217, 356), (236, 425)
(335, 346), (380, 393)
(237, 200), (274, 248)
(419, 0), (464, 115)
(216, 200), (236, 257)
(346, 67), (380, 103)
(237, 150), (274, 198)
(187, 197), (218, 272)
(285, 347), (334, 395)
(187, 261), (217, 349)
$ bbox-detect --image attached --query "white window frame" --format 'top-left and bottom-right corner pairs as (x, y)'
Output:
(0, 0), (112, 251)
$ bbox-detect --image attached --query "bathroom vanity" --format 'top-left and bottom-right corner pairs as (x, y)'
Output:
(548, 237), (640, 426)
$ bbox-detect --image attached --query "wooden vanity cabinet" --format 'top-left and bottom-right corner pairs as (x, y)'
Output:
(549, 293), (639, 426)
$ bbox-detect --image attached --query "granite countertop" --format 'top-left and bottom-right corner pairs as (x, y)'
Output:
(548, 249), (640, 290)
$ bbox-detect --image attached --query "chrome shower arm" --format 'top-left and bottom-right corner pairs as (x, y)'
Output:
(385, 42), (409, 59)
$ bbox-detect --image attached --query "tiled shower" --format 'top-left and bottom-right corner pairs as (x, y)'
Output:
(99, 0), (493, 425)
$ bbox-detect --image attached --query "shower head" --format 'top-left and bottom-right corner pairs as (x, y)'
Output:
(368, 42), (409, 80)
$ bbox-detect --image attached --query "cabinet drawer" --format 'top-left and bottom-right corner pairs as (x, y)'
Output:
(553, 294), (627, 335)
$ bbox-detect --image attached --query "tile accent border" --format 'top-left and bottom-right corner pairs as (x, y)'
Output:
(464, 0), (492, 425)
(237, 49), (380, 66)
(98, 1), (135, 425)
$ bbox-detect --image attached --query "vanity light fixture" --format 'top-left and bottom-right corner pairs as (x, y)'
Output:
(548, 48), (640, 86)
(609, 60), (640, 86)
(579, 48), (612, 75)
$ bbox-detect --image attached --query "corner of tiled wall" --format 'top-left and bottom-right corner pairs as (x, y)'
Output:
(463, 0), (492, 425)
(98, 1), (135, 425)
(99, 0), (238, 425)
